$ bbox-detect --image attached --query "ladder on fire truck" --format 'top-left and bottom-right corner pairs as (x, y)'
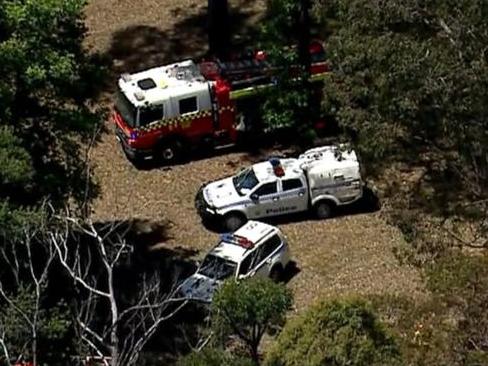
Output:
(199, 55), (330, 101)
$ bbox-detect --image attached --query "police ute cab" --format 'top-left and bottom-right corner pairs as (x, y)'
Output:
(179, 221), (291, 303)
(195, 145), (364, 231)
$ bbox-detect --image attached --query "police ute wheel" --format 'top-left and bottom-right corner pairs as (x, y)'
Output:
(315, 201), (333, 219)
(269, 266), (283, 283)
(223, 213), (245, 232)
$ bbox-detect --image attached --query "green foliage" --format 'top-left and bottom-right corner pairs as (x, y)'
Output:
(265, 297), (402, 366)
(0, 0), (104, 218)
(211, 278), (292, 362)
(0, 126), (32, 187)
(370, 294), (456, 366)
(0, 285), (71, 365)
(368, 253), (488, 366)
(259, 0), (318, 140)
(321, 0), (488, 200)
(0, 1), (104, 363)
(177, 347), (254, 366)
(426, 253), (488, 363)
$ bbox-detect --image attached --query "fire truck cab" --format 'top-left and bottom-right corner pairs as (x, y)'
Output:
(114, 59), (237, 163)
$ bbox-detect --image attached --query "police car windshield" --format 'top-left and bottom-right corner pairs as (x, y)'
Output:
(233, 168), (259, 195)
(198, 254), (237, 280)
(115, 91), (137, 127)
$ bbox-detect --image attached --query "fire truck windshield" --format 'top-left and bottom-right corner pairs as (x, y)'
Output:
(233, 168), (259, 195)
(115, 91), (137, 127)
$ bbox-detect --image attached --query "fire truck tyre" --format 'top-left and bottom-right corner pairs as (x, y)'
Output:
(223, 213), (245, 232)
(315, 201), (333, 219)
(269, 265), (283, 283)
(159, 140), (182, 163)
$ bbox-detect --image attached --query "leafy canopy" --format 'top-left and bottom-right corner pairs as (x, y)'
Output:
(0, 0), (103, 212)
(212, 278), (292, 362)
(259, 0), (318, 140)
(320, 0), (488, 203)
(265, 298), (402, 366)
(177, 347), (253, 366)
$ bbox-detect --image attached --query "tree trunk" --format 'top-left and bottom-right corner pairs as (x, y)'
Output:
(298, 0), (312, 74)
(208, 0), (230, 59)
(297, 0), (313, 131)
(250, 343), (260, 366)
(108, 269), (119, 366)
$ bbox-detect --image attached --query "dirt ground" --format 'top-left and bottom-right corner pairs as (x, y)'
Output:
(85, 0), (424, 312)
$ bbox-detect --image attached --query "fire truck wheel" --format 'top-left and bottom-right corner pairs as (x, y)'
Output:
(315, 201), (333, 219)
(159, 140), (182, 163)
(223, 213), (245, 232)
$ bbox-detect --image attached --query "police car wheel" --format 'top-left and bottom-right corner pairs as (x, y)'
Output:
(315, 201), (332, 219)
(224, 213), (245, 232)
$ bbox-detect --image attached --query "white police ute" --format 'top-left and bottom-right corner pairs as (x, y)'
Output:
(179, 221), (291, 303)
(195, 145), (364, 231)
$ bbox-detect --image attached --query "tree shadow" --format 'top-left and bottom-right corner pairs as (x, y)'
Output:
(44, 218), (205, 365)
(106, 4), (263, 80)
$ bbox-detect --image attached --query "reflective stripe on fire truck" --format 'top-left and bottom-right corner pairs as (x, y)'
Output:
(137, 106), (235, 132)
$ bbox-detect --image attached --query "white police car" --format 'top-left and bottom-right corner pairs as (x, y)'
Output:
(195, 145), (364, 231)
(179, 221), (291, 303)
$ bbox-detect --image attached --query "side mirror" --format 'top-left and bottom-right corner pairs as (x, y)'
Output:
(250, 193), (259, 201)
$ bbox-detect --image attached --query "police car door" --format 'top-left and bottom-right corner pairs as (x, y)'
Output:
(247, 181), (280, 218)
(251, 234), (284, 278)
(278, 177), (308, 214)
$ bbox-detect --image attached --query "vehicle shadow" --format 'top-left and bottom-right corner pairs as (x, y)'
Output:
(282, 260), (301, 284)
(201, 185), (381, 234)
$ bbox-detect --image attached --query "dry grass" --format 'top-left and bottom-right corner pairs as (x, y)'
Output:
(85, 0), (425, 312)
(90, 126), (424, 312)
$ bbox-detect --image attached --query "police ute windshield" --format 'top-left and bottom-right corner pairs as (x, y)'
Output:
(233, 167), (259, 196)
(115, 91), (137, 127)
(198, 254), (237, 280)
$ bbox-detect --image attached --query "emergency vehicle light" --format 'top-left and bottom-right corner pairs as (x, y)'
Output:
(269, 158), (285, 177)
(220, 234), (254, 249)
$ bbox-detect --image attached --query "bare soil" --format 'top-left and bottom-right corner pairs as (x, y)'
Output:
(85, 0), (425, 312)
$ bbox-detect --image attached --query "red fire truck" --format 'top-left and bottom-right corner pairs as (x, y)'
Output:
(113, 42), (329, 165)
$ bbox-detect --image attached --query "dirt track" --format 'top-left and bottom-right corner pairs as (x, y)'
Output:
(85, 0), (424, 311)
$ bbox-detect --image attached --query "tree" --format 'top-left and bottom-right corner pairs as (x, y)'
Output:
(0, 1), (104, 362)
(0, 0), (104, 230)
(177, 347), (253, 366)
(426, 253), (488, 364)
(49, 214), (187, 366)
(265, 298), (402, 366)
(0, 211), (70, 366)
(208, 0), (230, 58)
(258, 0), (319, 142)
(211, 278), (292, 365)
(320, 0), (488, 205)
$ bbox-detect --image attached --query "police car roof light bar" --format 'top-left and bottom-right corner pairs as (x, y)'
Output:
(269, 158), (285, 177)
(220, 233), (254, 249)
